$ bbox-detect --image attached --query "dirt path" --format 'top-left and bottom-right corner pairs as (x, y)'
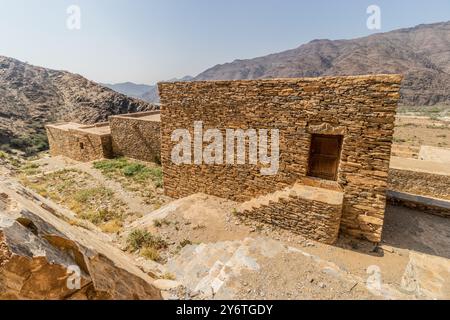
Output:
(34, 156), (157, 223)
(71, 162), (152, 218)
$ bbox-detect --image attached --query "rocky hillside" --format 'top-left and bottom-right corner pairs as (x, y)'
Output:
(195, 21), (450, 106)
(0, 56), (157, 155)
(102, 82), (153, 100)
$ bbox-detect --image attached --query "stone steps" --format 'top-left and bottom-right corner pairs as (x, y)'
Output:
(166, 241), (250, 297)
(236, 185), (299, 213)
(237, 183), (344, 214)
(166, 238), (280, 298)
(165, 237), (415, 300)
(235, 183), (344, 244)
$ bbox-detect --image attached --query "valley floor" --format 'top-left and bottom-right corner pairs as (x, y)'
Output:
(2, 153), (449, 300)
(394, 113), (450, 148)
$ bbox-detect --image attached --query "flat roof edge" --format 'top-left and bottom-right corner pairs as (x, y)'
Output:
(158, 74), (404, 86)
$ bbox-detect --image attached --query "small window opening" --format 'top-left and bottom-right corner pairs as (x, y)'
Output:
(307, 134), (343, 181)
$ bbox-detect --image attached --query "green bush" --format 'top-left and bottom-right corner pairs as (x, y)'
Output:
(80, 209), (122, 225)
(93, 158), (129, 173)
(9, 131), (49, 156)
(141, 247), (160, 262)
(73, 187), (113, 203)
(123, 163), (146, 177)
(126, 229), (168, 251)
(94, 158), (164, 188)
(19, 162), (41, 175)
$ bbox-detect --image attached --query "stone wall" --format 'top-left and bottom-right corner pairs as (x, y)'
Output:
(238, 184), (344, 244)
(110, 111), (161, 164)
(388, 169), (450, 200)
(159, 75), (402, 242)
(46, 123), (113, 162)
(387, 190), (450, 218)
(242, 196), (343, 244)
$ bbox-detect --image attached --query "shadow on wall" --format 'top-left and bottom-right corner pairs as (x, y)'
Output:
(133, 125), (161, 164)
(381, 204), (450, 260)
(332, 204), (450, 260)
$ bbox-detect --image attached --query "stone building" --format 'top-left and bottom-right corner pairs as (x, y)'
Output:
(158, 75), (403, 243)
(45, 111), (161, 163)
(46, 122), (113, 162)
(46, 74), (403, 244)
(110, 111), (161, 164)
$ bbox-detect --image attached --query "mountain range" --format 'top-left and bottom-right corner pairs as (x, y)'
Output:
(1, 21), (449, 155)
(103, 76), (193, 104)
(0, 56), (156, 155)
(110, 21), (450, 106)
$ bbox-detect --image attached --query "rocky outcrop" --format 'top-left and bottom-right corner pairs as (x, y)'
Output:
(0, 181), (162, 300)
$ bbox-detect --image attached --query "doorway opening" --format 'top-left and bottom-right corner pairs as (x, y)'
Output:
(307, 134), (343, 181)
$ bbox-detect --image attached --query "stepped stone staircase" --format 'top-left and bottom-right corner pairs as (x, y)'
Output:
(236, 183), (344, 244)
(165, 238), (289, 299)
(237, 183), (343, 212)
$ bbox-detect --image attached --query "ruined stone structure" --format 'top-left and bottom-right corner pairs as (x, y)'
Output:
(46, 75), (403, 244)
(46, 111), (161, 164)
(387, 156), (450, 217)
(389, 156), (450, 200)
(159, 75), (403, 243)
(110, 111), (161, 164)
(389, 168), (450, 201)
(46, 122), (113, 162)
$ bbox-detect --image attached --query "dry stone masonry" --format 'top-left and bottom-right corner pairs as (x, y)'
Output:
(237, 183), (344, 244)
(46, 122), (113, 162)
(110, 111), (161, 164)
(46, 111), (161, 164)
(159, 75), (403, 243)
(388, 168), (450, 201)
(45, 75), (403, 244)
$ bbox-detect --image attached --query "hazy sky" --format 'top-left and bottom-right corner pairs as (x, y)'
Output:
(0, 0), (449, 85)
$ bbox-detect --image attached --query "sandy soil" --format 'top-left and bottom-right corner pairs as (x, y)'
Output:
(233, 251), (379, 300)
(7, 152), (450, 300)
(21, 155), (169, 221)
(394, 116), (450, 148)
(137, 194), (449, 300)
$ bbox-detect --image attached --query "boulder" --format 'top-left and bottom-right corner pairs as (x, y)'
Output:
(0, 183), (162, 300)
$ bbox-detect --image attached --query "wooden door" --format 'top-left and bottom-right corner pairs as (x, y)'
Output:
(308, 134), (343, 181)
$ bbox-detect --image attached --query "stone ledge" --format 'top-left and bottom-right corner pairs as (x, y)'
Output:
(239, 184), (344, 244)
(291, 183), (344, 206)
(387, 190), (450, 218)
